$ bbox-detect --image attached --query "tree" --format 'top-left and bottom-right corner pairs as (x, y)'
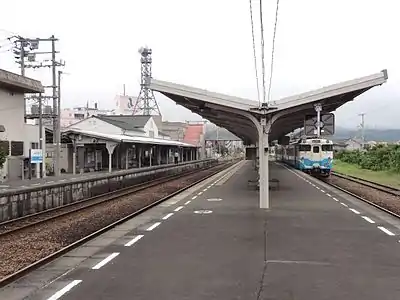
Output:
(0, 147), (6, 170)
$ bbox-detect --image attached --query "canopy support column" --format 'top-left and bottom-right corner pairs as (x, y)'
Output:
(258, 118), (271, 209)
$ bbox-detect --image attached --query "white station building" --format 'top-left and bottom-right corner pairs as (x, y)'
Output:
(0, 69), (45, 181)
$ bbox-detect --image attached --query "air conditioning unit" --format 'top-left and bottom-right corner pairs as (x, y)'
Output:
(43, 106), (53, 115)
(31, 105), (39, 114)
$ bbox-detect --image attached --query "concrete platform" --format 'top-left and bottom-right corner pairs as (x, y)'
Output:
(2, 160), (400, 299)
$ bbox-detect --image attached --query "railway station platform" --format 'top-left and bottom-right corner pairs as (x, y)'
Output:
(3, 160), (400, 299)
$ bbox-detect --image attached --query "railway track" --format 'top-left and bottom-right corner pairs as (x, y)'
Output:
(0, 160), (237, 287)
(321, 172), (400, 219)
(331, 171), (400, 196)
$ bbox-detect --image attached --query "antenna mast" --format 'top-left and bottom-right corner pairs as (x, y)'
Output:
(132, 46), (161, 116)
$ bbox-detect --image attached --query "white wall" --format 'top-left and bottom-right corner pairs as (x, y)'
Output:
(69, 117), (123, 135)
(0, 89), (46, 180)
(143, 117), (159, 138)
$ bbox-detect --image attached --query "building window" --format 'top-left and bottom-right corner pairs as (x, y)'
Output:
(10, 141), (24, 156)
(31, 142), (39, 149)
(0, 140), (9, 156)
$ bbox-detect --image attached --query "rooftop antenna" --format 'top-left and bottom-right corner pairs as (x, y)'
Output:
(132, 46), (162, 116)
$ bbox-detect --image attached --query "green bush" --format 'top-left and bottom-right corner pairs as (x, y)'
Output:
(336, 144), (400, 172)
(0, 147), (6, 170)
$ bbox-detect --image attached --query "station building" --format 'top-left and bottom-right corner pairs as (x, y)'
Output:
(0, 69), (44, 181)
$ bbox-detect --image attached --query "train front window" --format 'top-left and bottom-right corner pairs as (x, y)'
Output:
(312, 146), (320, 153)
(322, 144), (333, 151)
(299, 145), (311, 151)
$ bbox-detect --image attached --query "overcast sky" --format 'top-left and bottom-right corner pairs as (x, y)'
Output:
(0, 0), (399, 129)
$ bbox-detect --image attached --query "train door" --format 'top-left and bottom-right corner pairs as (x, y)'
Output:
(298, 144), (311, 169)
(310, 143), (321, 164)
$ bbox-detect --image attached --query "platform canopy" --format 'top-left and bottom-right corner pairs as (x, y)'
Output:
(150, 70), (388, 144)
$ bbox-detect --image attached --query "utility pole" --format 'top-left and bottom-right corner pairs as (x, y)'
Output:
(359, 113), (366, 149)
(38, 93), (43, 178)
(56, 70), (62, 176)
(11, 35), (65, 177)
(52, 37), (59, 176)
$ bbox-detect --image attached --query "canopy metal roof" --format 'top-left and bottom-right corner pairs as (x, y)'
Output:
(150, 70), (388, 144)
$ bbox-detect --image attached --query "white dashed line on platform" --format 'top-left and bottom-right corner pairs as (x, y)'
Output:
(198, 192), (203, 195)
(92, 252), (120, 270)
(174, 206), (184, 212)
(332, 197), (339, 202)
(46, 280), (82, 300)
(184, 200), (191, 205)
(320, 189), (325, 193)
(162, 213), (174, 220)
(349, 208), (360, 215)
(146, 222), (161, 231)
(191, 196), (197, 200)
(361, 216), (375, 224)
(326, 193), (332, 197)
(340, 202), (348, 207)
(124, 235), (144, 247)
(378, 226), (395, 236)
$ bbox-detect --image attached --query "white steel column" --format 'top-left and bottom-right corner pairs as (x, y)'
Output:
(258, 128), (270, 209)
(106, 142), (117, 173)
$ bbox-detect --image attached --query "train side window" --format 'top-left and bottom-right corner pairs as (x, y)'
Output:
(299, 145), (311, 151)
(322, 144), (333, 151)
(312, 146), (320, 153)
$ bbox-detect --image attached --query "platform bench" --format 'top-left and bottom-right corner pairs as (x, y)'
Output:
(247, 178), (280, 190)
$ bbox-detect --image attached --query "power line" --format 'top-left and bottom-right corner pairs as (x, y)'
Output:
(248, 0), (261, 106)
(259, 0), (267, 104)
(266, 0), (280, 104)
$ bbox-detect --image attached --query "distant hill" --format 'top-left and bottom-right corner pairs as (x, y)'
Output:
(333, 127), (400, 142)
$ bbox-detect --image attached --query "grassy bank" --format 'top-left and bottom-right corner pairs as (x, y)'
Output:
(333, 160), (400, 189)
